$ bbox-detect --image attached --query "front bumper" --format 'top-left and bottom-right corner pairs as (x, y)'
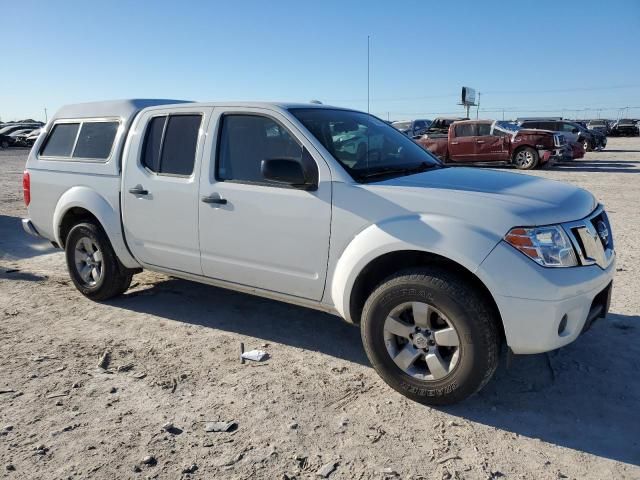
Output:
(539, 147), (566, 164)
(478, 240), (615, 354)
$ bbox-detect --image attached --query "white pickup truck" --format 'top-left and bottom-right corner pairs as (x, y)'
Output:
(22, 99), (615, 405)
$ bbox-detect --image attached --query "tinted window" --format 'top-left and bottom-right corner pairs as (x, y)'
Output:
(218, 115), (302, 183)
(141, 116), (166, 172)
(290, 108), (440, 182)
(72, 121), (119, 159)
(454, 124), (475, 137)
(541, 122), (558, 131)
(560, 122), (577, 133)
(476, 123), (492, 136)
(41, 123), (80, 157)
(159, 115), (201, 175)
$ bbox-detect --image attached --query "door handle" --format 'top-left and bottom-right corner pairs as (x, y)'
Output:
(451, 141), (459, 145)
(128, 185), (149, 195)
(201, 195), (227, 205)
(476, 140), (485, 144)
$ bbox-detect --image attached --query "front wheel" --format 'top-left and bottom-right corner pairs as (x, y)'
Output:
(583, 139), (591, 152)
(360, 268), (501, 405)
(512, 147), (539, 170)
(65, 222), (133, 301)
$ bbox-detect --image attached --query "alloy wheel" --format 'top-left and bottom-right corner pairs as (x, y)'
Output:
(383, 302), (460, 381)
(515, 150), (534, 168)
(73, 237), (103, 287)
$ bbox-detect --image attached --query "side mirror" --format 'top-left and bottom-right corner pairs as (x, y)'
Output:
(572, 128), (579, 134)
(261, 158), (315, 190)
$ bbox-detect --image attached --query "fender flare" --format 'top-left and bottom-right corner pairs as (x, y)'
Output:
(329, 215), (501, 323)
(53, 186), (140, 269)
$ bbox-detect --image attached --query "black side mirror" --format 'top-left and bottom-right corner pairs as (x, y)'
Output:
(572, 128), (579, 134)
(261, 158), (315, 190)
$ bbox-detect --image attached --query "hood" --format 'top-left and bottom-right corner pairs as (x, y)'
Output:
(367, 167), (597, 229)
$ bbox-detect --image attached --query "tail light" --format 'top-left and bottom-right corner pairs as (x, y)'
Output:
(23, 170), (30, 206)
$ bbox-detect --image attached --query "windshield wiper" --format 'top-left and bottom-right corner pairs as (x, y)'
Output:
(358, 162), (440, 180)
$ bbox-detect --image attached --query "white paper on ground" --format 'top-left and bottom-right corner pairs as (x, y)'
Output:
(241, 350), (268, 361)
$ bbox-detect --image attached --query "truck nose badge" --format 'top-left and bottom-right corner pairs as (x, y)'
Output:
(412, 332), (430, 349)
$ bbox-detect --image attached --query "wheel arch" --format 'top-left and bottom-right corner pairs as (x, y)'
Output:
(53, 186), (140, 269)
(329, 217), (503, 334)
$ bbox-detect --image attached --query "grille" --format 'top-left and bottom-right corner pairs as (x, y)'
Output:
(563, 206), (615, 269)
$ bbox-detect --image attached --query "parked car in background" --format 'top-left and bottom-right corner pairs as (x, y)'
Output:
(518, 119), (605, 151)
(418, 120), (567, 169)
(0, 124), (40, 136)
(610, 119), (639, 136)
(587, 119), (610, 135)
(391, 119), (431, 138)
(21, 99), (615, 405)
(0, 134), (13, 148)
(21, 129), (43, 147)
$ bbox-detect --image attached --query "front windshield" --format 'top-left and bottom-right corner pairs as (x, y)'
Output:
(290, 108), (441, 182)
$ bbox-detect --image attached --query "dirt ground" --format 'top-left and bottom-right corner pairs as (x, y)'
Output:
(1, 139), (639, 480)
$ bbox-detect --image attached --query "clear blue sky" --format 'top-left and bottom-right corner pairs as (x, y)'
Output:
(2, 0), (639, 122)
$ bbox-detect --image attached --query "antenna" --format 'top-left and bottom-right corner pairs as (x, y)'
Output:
(367, 35), (370, 114)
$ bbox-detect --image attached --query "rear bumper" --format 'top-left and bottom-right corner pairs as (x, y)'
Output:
(22, 218), (41, 238)
(478, 241), (615, 354)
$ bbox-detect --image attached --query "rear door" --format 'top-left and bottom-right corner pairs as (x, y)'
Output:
(448, 123), (477, 162)
(122, 106), (213, 274)
(474, 122), (509, 161)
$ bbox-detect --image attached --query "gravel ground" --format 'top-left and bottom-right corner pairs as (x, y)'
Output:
(1, 139), (639, 479)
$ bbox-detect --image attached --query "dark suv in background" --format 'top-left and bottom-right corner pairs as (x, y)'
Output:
(518, 119), (606, 151)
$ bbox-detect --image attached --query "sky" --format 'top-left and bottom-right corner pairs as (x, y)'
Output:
(1, 0), (639, 122)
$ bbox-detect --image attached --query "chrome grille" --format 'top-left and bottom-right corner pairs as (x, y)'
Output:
(563, 205), (615, 269)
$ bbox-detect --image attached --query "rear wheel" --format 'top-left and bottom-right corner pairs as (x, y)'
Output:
(583, 139), (591, 152)
(360, 268), (501, 405)
(0, 140), (8, 149)
(512, 147), (538, 170)
(65, 222), (133, 301)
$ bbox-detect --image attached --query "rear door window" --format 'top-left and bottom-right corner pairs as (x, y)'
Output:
(41, 123), (80, 157)
(141, 114), (201, 176)
(476, 123), (492, 136)
(159, 115), (201, 175)
(72, 121), (119, 159)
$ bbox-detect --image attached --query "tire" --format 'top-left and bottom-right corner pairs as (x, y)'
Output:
(65, 222), (133, 301)
(512, 147), (538, 170)
(360, 268), (501, 406)
(0, 140), (8, 149)
(583, 139), (591, 152)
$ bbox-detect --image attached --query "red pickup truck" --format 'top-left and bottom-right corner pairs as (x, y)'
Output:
(418, 120), (569, 170)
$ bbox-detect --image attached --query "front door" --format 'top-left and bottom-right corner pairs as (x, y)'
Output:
(198, 108), (332, 300)
(122, 106), (213, 274)
(474, 122), (510, 161)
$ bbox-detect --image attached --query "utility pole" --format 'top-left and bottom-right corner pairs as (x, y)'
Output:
(476, 92), (481, 119)
(367, 35), (370, 114)
(44, 108), (48, 123)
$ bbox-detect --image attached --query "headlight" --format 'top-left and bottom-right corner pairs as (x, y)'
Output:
(505, 225), (578, 267)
